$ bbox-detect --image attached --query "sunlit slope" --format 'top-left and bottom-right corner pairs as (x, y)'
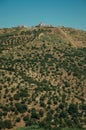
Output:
(0, 26), (86, 129)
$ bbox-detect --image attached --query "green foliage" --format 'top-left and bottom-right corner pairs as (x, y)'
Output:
(16, 125), (47, 130)
(15, 103), (27, 113)
(16, 117), (21, 122)
(14, 93), (20, 100)
(31, 108), (39, 119)
(16, 125), (86, 130)
(68, 103), (78, 116)
(0, 119), (12, 129)
(0, 26), (86, 130)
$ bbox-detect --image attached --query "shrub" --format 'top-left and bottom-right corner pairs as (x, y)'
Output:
(15, 103), (27, 113)
(68, 103), (78, 116)
(16, 117), (21, 122)
(3, 120), (12, 129)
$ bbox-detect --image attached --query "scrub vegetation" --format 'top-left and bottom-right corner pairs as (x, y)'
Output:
(0, 25), (86, 130)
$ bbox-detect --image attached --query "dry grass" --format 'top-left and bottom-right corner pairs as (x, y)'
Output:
(0, 26), (86, 129)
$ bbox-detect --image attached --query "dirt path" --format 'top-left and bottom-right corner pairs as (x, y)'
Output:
(58, 27), (77, 48)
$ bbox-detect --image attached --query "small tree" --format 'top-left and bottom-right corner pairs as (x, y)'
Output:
(68, 103), (78, 116)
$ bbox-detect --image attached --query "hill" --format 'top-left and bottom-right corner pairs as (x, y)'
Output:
(0, 25), (86, 130)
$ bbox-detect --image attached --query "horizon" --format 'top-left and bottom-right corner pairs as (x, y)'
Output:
(0, 23), (86, 32)
(0, 0), (86, 31)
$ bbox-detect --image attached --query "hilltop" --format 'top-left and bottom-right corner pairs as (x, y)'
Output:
(0, 25), (86, 130)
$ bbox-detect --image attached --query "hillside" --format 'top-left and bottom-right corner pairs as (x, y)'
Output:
(0, 25), (86, 130)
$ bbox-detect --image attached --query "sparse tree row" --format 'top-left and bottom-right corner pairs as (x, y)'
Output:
(0, 26), (86, 129)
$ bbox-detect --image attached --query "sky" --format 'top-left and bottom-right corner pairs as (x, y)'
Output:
(0, 0), (86, 30)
